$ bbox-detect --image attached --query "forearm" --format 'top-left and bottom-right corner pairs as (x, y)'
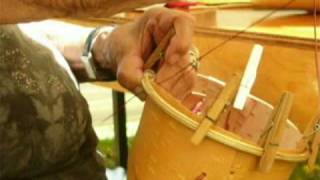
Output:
(0, 0), (172, 24)
(40, 21), (118, 81)
(19, 20), (112, 82)
(21, 20), (92, 67)
(42, 21), (122, 82)
(42, 21), (92, 69)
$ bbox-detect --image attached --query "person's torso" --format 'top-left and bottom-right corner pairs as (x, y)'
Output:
(0, 25), (105, 179)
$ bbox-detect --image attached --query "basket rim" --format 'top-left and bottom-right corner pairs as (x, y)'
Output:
(141, 71), (309, 162)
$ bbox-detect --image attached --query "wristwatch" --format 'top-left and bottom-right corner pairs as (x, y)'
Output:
(81, 26), (117, 80)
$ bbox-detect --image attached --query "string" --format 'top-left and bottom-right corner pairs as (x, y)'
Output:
(102, 95), (136, 121)
(157, 0), (297, 85)
(314, 0), (320, 97)
(301, 0), (320, 139)
(102, 0), (296, 122)
(199, 0), (296, 60)
(311, 0), (320, 134)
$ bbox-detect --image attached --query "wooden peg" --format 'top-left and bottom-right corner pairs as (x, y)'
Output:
(143, 29), (175, 70)
(306, 114), (320, 170)
(308, 131), (320, 170)
(259, 92), (294, 173)
(297, 111), (320, 156)
(191, 73), (242, 145)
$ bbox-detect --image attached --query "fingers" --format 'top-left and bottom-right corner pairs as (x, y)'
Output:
(140, 18), (157, 61)
(171, 65), (196, 100)
(155, 53), (196, 101)
(117, 54), (145, 99)
(158, 10), (195, 65)
(155, 52), (189, 88)
(115, 8), (196, 102)
(144, 8), (195, 65)
(166, 14), (195, 62)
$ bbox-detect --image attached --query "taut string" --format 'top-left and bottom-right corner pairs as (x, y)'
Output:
(102, 0), (297, 122)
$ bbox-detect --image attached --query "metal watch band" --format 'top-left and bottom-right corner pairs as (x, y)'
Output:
(81, 26), (117, 80)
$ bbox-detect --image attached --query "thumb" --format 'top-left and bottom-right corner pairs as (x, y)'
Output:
(116, 54), (145, 100)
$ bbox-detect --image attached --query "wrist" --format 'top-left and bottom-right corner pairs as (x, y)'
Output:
(92, 27), (117, 73)
(82, 26), (117, 80)
(92, 30), (117, 73)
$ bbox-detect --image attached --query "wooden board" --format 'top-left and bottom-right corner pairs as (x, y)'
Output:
(93, 81), (128, 93)
(253, 0), (316, 11)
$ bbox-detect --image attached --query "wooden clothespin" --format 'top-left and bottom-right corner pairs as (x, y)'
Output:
(143, 29), (175, 70)
(296, 110), (320, 152)
(306, 113), (320, 170)
(191, 73), (242, 145)
(294, 109), (320, 170)
(259, 92), (294, 173)
(308, 129), (320, 170)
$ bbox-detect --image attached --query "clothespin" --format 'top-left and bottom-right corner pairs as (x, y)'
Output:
(143, 29), (175, 70)
(297, 110), (320, 170)
(191, 73), (242, 145)
(308, 132), (320, 170)
(233, 44), (264, 110)
(308, 120), (320, 170)
(259, 92), (294, 173)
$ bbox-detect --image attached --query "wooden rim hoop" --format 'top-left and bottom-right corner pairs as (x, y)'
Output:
(141, 70), (308, 162)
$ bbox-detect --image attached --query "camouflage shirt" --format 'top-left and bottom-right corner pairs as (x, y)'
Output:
(0, 25), (106, 180)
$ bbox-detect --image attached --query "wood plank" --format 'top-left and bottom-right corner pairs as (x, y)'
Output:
(253, 0), (316, 10)
(94, 81), (128, 93)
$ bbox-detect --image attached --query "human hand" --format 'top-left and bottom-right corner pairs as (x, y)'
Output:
(93, 8), (196, 100)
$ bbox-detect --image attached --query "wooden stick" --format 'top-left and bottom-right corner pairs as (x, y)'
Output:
(308, 131), (320, 170)
(143, 29), (175, 70)
(259, 92), (294, 173)
(191, 73), (242, 145)
(233, 44), (264, 110)
(297, 110), (320, 153)
(306, 112), (320, 170)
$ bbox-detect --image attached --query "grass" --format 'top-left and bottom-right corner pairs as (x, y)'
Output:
(290, 157), (320, 180)
(98, 137), (320, 179)
(97, 137), (134, 169)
